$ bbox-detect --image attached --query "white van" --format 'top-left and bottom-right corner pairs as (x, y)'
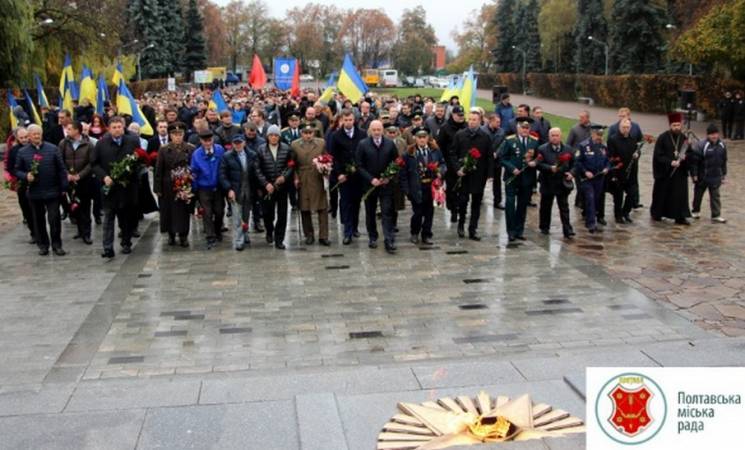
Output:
(380, 69), (399, 87)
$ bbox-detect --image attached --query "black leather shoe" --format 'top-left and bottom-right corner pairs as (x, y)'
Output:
(676, 219), (691, 225)
(319, 239), (331, 246)
(495, 204), (505, 210)
(368, 240), (378, 249)
(73, 234), (81, 240)
(468, 234), (481, 242)
(385, 243), (397, 254)
(353, 231), (361, 238)
(235, 245), (244, 251)
(38, 248), (49, 256)
(167, 235), (177, 246)
(410, 235), (419, 244)
(28, 238), (37, 245)
(516, 235), (527, 241)
(528, 202), (537, 208)
(266, 234), (274, 244)
(254, 224), (265, 233)
(457, 226), (465, 238)
(343, 236), (352, 245)
(450, 213), (458, 223)
(421, 237), (433, 245)
(121, 245), (132, 254)
(597, 218), (607, 226)
(633, 204), (644, 209)
(508, 236), (516, 242)
(82, 236), (93, 245)
(305, 236), (315, 245)
(275, 242), (286, 250)
(52, 247), (66, 256)
(540, 229), (549, 235)
(393, 227), (399, 233)
(624, 216), (634, 224)
(615, 217), (626, 224)
(94, 216), (102, 225)
(132, 230), (141, 238)
(101, 249), (115, 258)
(180, 239), (189, 248)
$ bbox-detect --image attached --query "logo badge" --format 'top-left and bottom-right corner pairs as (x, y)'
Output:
(595, 372), (667, 445)
(280, 63), (290, 74)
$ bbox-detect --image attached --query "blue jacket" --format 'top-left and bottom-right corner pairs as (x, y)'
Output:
(14, 142), (69, 200)
(190, 144), (225, 191)
(574, 141), (610, 177)
(495, 103), (514, 132)
(399, 146), (447, 204)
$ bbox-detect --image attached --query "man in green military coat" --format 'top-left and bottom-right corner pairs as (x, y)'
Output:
(499, 117), (539, 243)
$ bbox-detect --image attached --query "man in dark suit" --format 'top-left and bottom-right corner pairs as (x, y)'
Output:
(327, 109), (365, 245)
(356, 120), (399, 254)
(90, 116), (141, 258)
(148, 120), (170, 154)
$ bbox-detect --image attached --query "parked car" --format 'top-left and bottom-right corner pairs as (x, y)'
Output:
(413, 77), (426, 88)
(299, 74), (314, 81)
(429, 77), (448, 89)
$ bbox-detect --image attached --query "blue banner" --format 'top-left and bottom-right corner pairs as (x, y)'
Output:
(273, 58), (296, 91)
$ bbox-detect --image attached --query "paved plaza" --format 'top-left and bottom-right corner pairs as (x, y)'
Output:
(1, 115), (744, 448)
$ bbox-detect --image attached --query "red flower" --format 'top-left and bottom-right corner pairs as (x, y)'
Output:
(148, 152), (159, 166)
(426, 162), (439, 172)
(197, 207), (205, 217)
(241, 222), (249, 232)
(529, 131), (540, 140)
(287, 159), (296, 168)
(70, 202), (79, 213)
(468, 148), (481, 159)
(558, 153), (572, 164)
(395, 156), (406, 168)
(33, 154), (43, 162)
(536, 154), (544, 162)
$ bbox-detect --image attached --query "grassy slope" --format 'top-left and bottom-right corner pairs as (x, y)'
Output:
(376, 87), (576, 136)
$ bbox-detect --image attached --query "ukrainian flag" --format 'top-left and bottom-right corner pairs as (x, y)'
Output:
(34, 74), (49, 109)
(7, 91), (18, 129)
(209, 89), (228, 113)
(59, 71), (74, 112)
(440, 78), (455, 102)
(319, 72), (337, 104)
(116, 80), (153, 135)
(96, 74), (108, 116)
(59, 53), (74, 97)
(79, 65), (97, 108)
(460, 66), (476, 118)
(23, 89), (42, 125)
(336, 54), (367, 102)
(112, 61), (124, 87)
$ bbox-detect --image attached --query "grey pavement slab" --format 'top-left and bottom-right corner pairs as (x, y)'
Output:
(336, 380), (584, 450)
(136, 401), (297, 450)
(412, 360), (526, 389)
(0, 409), (145, 450)
(511, 349), (660, 382)
(296, 393), (348, 450)
(65, 378), (201, 412)
(200, 366), (420, 404)
(0, 383), (75, 417)
(641, 337), (745, 366)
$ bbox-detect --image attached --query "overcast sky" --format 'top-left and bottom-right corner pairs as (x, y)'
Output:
(211, 0), (487, 50)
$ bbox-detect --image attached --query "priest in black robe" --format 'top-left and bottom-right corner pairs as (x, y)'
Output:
(650, 112), (691, 224)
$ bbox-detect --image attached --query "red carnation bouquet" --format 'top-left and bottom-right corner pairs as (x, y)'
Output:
(28, 153), (43, 184)
(362, 156), (406, 201)
(3, 171), (18, 191)
(418, 161), (441, 183)
(171, 166), (194, 203)
(556, 152), (572, 170)
(454, 148), (481, 190)
(312, 153), (334, 176)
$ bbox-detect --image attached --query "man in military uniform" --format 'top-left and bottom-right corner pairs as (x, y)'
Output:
(574, 125), (610, 233)
(537, 127), (575, 238)
(399, 127), (446, 245)
(292, 125), (331, 245)
(300, 107), (324, 138)
(499, 117), (539, 243)
(281, 112), (302, 209)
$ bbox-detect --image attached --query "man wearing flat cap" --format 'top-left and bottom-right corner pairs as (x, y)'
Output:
(690, 123), (728, 223)
(190, 129), (226, 249)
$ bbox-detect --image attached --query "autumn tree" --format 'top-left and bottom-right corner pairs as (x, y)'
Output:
(391, 6), (438, 76)
(198, 0), (226, 67)
(286, 4), (344, 76)
(449, 3), (498, 74)
(538, 0), (577, 72)
(338, 9), (396, 68)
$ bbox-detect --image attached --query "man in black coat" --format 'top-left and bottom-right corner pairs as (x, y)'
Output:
(14, 125), (69, 256)
(5, 127), (35, 243)
(356, 120), (399, 254)
(451, 110), (493, 240)
(148, 120), (170, 154)
(718, 91), (735, 140)
(734, 91), (745, 140)
(435, 105), (466, 222)
(690, 123), (728, 223)
(537, 128), (575, 238)
(253, 125), (294, 249)
(650, 113), (691, 224)
(328, 109), (365, 245)
(481, 113), (505, 209)
(90, 116), (141, 258)
(219, 134), (259, 251)
(606, 119), (640, 224)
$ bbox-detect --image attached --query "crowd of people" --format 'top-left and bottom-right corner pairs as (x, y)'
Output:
(3, 84), (730, 257)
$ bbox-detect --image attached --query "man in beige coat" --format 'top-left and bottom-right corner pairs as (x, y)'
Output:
(293, 125), (330, 245)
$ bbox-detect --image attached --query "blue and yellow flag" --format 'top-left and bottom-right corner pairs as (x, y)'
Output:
(209, 89), (228, 113)
(79, 65), (97, 108)
(7, 91), (19, 129)
(34, 74), (49, 109)
(59, 71), (74, 112)
(460, 66), (476, 118)
(440, 78), (455, 102)
(336, 54), (368, 102)
(23, 89), (42, 125)
(116, 80), (153, 135)
(96, 74), (108, 116)
(112, 61), (124, 87)
(318, 72), (337, 104)
(59, 53), (74, 97)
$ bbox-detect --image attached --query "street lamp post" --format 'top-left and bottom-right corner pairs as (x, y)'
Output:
(137, 44), (155, 81)
(665, 24), (694, 76)
(587, 36), (609, 75)
(512, 45), (527, 94)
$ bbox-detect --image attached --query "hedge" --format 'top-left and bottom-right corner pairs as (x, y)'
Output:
(478, 73), (745, 116)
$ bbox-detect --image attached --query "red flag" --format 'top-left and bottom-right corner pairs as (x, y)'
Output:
(249, 54), (267, 89)
(290, 59), (300, 97)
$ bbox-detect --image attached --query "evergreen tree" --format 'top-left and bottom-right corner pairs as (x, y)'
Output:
(493, 0), (518, 72)
(0, 0), (34, 88)
(183, 0), (207, 74)
(608, 0), (667, 74)
(573, 0), (609, 74)
(513, 0), (542, 72)
(127, 0), (169, 78)
(158, 0), (186, 75)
